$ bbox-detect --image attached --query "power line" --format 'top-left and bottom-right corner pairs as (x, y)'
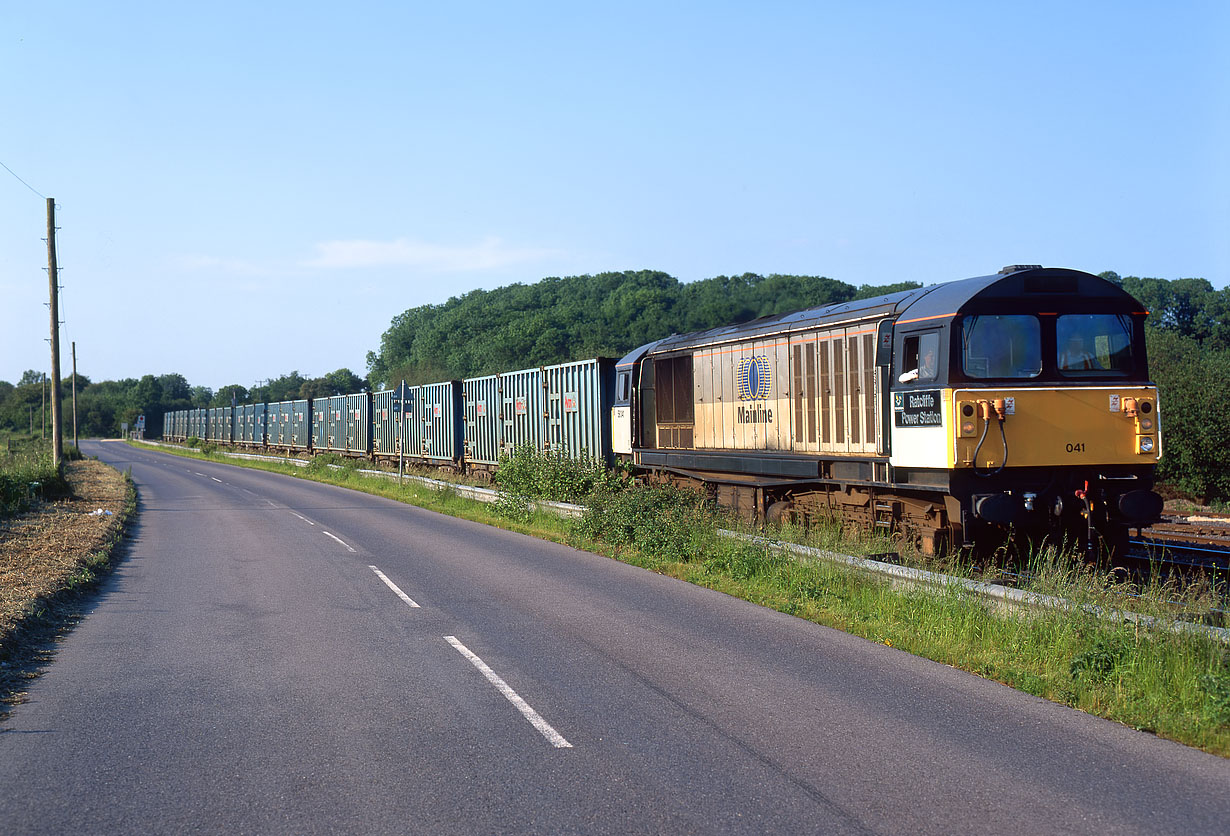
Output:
(0, 159), (46, 199)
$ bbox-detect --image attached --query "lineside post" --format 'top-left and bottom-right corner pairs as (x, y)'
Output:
(46, 198), (63, 469)
(72, 341), (78, 449)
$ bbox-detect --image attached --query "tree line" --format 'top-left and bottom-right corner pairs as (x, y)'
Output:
(0, 369), (367, 442)
(2, 268), (1226, 504)
(1104, 272), (1230, 504)
(365, 270), (920, 387)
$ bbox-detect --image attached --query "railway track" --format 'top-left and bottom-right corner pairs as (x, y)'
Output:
(1131, 514), (1230, 575)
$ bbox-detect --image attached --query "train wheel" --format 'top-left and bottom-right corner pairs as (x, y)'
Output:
(766, 501), (794, 526)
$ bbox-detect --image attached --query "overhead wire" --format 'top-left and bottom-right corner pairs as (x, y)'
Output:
(0, 159), (47, 199)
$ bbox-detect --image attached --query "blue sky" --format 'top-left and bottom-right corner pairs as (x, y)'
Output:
(3, 1), (1227, 391)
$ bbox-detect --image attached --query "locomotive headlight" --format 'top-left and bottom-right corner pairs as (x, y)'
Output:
(957, 402), (978, 437)
(1138, 436), (1155, 454)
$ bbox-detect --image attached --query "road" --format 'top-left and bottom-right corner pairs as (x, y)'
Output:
(2, 441), (1227, 834)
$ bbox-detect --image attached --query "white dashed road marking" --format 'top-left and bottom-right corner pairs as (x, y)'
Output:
(369, 566), (421, 608)
(323, 531), (356, 553)
(445, 635), (573, 749)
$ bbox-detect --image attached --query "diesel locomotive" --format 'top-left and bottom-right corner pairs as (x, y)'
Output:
(614, 265), (1163, 556)
(164, 265), (1163, 558)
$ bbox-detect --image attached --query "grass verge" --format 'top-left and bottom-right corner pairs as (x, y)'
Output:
(1, 437), (83, 517)
(136, 441), (1230, 756)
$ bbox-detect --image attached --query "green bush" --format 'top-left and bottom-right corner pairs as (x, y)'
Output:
(493, 445), (624, 503)
(577, 484), (714, 563)
(492, 491), (533, 524)
(1146, 328), (1230, 504)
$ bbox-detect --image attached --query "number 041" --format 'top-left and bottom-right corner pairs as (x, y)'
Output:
(1065, 442), (1086, 453)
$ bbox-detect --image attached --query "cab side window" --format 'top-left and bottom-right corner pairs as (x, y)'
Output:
(898, 332), (939, 383)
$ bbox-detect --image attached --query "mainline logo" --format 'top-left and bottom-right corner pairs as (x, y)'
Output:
(737, 356), (771, 401)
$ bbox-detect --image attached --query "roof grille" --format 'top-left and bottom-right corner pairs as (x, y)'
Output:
(999, 264), (1042, 274)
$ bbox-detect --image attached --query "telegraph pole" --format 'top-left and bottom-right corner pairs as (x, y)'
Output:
(46, 198), (64, 468)
(72, 341), (79, 449)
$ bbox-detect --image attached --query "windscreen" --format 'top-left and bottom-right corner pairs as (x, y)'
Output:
(961, 315), (1041, 379)
(1056, 314), (1133, 374)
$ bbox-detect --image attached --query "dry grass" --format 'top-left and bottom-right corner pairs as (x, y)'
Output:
(0, 459), (131, 717)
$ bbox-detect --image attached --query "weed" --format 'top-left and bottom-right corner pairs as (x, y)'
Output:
(493, 491), (533, 523)
(704, 540), (784, 580)
(1069, 630), (1134, 683)
(1198, 658), (1230, 725)
(304, 453), (356, 475)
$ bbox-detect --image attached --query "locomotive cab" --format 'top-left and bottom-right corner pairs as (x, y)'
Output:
(889, 265), (1163, 559)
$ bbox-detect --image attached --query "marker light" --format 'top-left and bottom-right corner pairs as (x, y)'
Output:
(957, 402), (978, 437)
(1139, 437), (1155, 454)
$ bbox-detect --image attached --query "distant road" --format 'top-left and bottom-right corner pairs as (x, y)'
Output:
(2, 441), (1227, 835)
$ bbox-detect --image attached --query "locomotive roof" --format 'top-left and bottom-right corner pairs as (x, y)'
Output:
(894, 266), (1146, 325)
(645, 287), (923, 355)
(641, 266), (1139, 357)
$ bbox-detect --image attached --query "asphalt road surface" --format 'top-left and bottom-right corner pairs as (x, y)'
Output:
(2, 441), (1228, 834)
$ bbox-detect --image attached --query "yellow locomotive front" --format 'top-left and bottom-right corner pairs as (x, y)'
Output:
(890, 268), (1164, 558)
